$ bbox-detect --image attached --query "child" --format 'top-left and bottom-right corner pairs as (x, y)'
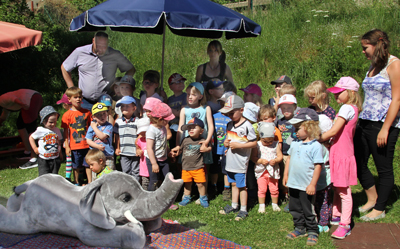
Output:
(304, 80), (336, 120)
(275, 94), (298, 206)
(320, 77), (362, 239)
(61, 87), (92, 185)
(86, 102), (114, 171)
(205, 80), (225, 114)
(240, 83), (263, 107)
(146, 102), (175, 191)
(85, 148), (113, 179)
(29, 106), (63, 176)
(283, 108), (323, 246)
(223, 81), (237, 94)
(251, 122), (283, 213)
(140, 70), (163, 106)
(214, 91), (234, 201)
(136, 117), (150, 190)
(218, 95), (257, 220)
(167, 73), (187, 148)
(57, 94), (73, 181)
(143, 97), (172, 140)
(276, 84), (299, 120)
(114, 96), (140, 181)
(315, 114), (333, 233)
(172, 117), (211, 208)
(175, 82), (214, 165)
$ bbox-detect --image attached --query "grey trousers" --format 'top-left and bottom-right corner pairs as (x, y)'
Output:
(120, 155), (140, 181)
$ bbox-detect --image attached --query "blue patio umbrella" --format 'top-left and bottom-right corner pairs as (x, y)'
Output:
(70, 0), (261, 86)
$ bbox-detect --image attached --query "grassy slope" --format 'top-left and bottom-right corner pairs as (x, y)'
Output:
(1, 1), (400, 248)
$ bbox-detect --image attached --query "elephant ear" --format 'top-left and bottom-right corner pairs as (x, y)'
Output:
(79, 178), (116, 229)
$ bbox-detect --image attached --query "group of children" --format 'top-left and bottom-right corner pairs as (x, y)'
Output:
(28, 70), (363, 246)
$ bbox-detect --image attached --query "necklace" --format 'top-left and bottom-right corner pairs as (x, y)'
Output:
(208, 62), (220, 70)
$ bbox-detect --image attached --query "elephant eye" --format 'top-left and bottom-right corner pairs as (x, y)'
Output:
(119, 193), (132, 202)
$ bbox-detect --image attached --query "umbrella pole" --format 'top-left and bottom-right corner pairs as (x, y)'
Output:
(161, 15), (166, 90)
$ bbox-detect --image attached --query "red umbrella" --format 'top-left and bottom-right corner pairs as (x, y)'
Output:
(0, 21), (42, 53)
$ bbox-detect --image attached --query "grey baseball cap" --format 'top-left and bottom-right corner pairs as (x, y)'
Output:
(219, 95), (244, 114)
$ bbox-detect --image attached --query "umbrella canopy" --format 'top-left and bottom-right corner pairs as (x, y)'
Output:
(70, 0), (261, 39)
(0, 21), (43, 53)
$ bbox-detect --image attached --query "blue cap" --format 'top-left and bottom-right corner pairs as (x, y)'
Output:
(206, 79), (224, 90)
(116, 96), (136, 107)
(99, 94), (112, 107)
(181, 117), (204, 131)
(187, 82), (204, 95)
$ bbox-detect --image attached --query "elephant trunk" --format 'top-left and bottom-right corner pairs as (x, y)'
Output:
(134, 173), (183, 221)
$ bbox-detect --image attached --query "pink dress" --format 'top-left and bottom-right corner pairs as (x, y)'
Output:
(329, 105), (358, 187)
(136, 137), (149, 177)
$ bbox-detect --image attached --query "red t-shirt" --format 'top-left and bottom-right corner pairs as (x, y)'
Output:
(61, 108), (92, 150)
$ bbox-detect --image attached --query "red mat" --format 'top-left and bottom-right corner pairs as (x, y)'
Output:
(0, 219), (251, 249)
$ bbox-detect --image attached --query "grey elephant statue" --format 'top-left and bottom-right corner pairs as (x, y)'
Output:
(0, 171), (183, 249)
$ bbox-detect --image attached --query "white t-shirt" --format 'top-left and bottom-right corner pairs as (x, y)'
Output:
(145, 125), (168, 161)
(30, 126), (63, 159)
(337, 104), (356, 121)
(225, 120), (257, 173)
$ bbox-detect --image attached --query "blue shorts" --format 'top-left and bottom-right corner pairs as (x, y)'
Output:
(227, 172), (246, 188)
(71, 149), (89, 169)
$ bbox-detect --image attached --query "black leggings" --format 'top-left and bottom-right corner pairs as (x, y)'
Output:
(354, 119), (399, 211)
(146, 157), (169, 191)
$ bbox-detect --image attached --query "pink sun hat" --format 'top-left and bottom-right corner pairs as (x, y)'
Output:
(56, 94), (71, 105)
(143, 97), (162, 111)
(327, 77), (359, 93)
(150, 102), (175, 121)
(239, 84), (262, 97)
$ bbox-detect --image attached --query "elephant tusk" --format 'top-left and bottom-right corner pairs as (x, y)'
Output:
(124, 210), (139, 224)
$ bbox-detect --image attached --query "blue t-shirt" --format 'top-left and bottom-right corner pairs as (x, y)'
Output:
(286, 139), (324, 191)
(86, 121), (114, 156)
(213, 112), (231, 155)
(276, 118), (297, 155)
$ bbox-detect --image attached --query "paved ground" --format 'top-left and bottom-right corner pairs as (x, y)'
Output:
(332, 223), (400, 248)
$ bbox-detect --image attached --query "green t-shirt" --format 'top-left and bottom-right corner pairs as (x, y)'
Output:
(97, 165), (113, 179)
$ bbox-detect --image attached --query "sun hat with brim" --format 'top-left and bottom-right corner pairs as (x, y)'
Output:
(271, 75), (292, 85)
(150, 102), (175, 121)
(181, 117), (205, 131)
(327, 76), (359, 94)
(258, 122), (276, 138)
(56, 94), (71, 105)
(92, 102), (108, 116)
(243, 102), (260, 122)
(239, 84), (262, 97)
(278, 94), (297, 106)
(187, 82), (204, 95)
(143, 97), (162, 111)
(40, 106), (59, 124)
(219, 95), (244, 114)
(137, 117), (150, 134)
(288, 108), (319, 125)
(116, 96), (136, 107)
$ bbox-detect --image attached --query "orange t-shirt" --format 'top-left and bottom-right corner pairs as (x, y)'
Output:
(275, 127), (283, 143)
(61, 108), (92, 150)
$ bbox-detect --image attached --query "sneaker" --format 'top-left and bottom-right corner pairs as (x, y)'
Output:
(169, 204), (179, 210)
(318, 225), (330, 233)
(222, 188), (232, 201)
(306, 234), (318, 246)
(330, 216), (341, 225)
(179, 195), (191, 206)
(258, 205), (266, 213)
(219, 204), (239, 215)
(199, 195), (209, 208)
(19, 160), (38, 169)
(282, 194), (289, 205)
(272, 204), (281, 212)
(287, 229), (307, 239)
(235, 210), (248, 221)
(331, 224), (351, 239)
(283, 203), (290, 213)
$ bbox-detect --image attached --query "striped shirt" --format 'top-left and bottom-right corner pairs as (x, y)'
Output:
(114, 116), (138, 156)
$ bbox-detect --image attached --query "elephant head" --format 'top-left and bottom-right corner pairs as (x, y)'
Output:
(79, 172), (183, 230)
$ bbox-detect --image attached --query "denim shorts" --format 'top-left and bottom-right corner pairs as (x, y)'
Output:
(71, 149), (89, 169)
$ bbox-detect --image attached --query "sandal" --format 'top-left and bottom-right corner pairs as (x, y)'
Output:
(234, 210), (248, 221)
(219, 204), (239, 215)
(306, 234), (318, 246)
(286, 229), (307, 239)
